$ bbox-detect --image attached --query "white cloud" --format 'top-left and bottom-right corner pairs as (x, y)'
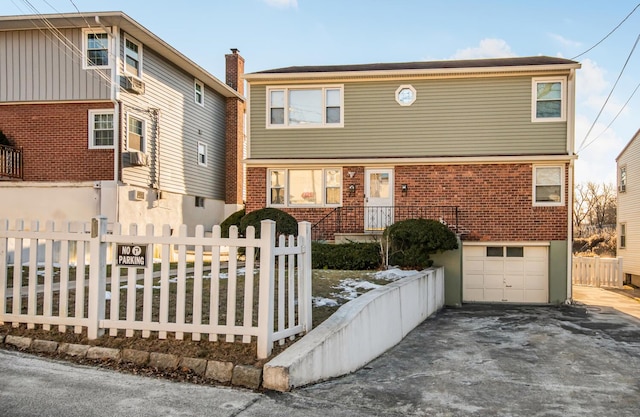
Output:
(576, 59), (608, 98)
(574, 114), (623, 184)
(548, 33), (581, 48)
(450, 38), (516, 59)
(262, 0), (298, 8)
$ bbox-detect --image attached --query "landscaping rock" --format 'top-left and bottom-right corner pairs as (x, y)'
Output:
(231, 365), (263, 390)
(5, 335), (32, 350)
(122, 349), (149, 366)
(31, 339), (58, 353)
(59, 343), (90, 357)
(205, 360), (234, 383)
(149, 352), (179, 370)
(86, 346), (120, 361)
(0, 334), (5, 344)
(179, 357), (207, 376)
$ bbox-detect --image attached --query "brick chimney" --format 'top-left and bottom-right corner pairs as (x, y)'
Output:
(224, 48), (245, 206)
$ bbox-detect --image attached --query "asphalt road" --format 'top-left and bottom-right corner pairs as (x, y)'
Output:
(2, 303), (640, 416)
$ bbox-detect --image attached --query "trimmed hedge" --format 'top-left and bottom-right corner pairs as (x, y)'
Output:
(312, 242), (382, 270)
(383, 218), (458, 269)
(220, 209), (245, 238)
(239, 208), (298, 238)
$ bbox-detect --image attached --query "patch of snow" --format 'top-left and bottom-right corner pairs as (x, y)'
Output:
(333, 278), (383, 301)
(313, 297), (339, 307)
(120, 284), (144, 289)
(105, 291), (111, 300)
(373, 268), (418, 281)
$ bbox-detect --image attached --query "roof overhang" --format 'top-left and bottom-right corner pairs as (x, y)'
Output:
(0, 11), (243, 100)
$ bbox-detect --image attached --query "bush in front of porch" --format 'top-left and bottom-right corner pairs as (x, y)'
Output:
(383, 219), (458, 269)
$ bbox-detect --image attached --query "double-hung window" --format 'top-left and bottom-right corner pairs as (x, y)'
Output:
(124, 36), (143, 77)
(620, 223), (627, 249)
(195, 79), (204, 106)
(88, 110), (115, 149)
(619, 165), (627, 192)
(267, 86), (343, 128)
(533, 165), (564, 206)
(84, 29), (110, 68)
(197, 142), (207, 166)
(268, 168), (342, 206)
(127, 115), (145, 152)
(532, 78), (566, 122)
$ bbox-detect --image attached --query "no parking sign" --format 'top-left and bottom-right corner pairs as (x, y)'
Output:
(116, 244), (148, 267)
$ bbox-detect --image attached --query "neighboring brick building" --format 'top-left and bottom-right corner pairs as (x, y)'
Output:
(244, 56), (580, 305)
(0, 12), (245, 232)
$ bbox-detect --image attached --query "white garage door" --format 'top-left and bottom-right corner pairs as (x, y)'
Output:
(463, 245), (548, 303)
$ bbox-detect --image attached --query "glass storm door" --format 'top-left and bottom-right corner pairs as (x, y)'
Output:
(364, 168), (393, 231)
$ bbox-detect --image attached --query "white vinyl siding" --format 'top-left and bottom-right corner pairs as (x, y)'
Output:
(617, 132), (640, 278)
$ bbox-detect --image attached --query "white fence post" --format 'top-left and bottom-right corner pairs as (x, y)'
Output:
(257, 220), (276, 359)
(617, 257), (624, 287)
(298, 221), (313, 332)
(87, 216), (108, 339)
(0, 219), (7, 322)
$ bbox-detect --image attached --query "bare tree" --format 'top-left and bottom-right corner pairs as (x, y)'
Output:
(573, 183), (595, 236)
(574, 182), (617, 236)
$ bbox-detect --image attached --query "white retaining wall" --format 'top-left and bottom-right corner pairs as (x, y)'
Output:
(262, 267), (445, 391)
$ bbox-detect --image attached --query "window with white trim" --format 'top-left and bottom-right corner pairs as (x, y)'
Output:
(197, 142), (207, 166)
(127, 115), (145, 152)
(195, 79), (204, 106)
(619, 165), (627, 193)
(88, 110), (114, 148)
(532, 78), (565, 122)
(268, 168), (342, 207)
(620, 223), (626, 248)
(124, 36), (142, 77)
(83, 29), (110, 68)
(267, 86), (343, 128)
(533, 165), (564, 206)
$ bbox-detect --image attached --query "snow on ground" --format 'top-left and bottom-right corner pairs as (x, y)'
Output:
(373, 268), (419, 281)
(333, 279), (383, 301)
(312, 297), (340, 307)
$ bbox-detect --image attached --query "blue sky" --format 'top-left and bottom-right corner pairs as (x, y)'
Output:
(2, 0), (639, 185)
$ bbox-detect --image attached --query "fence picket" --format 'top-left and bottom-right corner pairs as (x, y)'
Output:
(209, 226), (221, 342)
(158, 224), (171, 340)
(125, 224), (138, 337)
(0, 219), (7, 322)
(277, 234), (286, 345)
(287, 235), (295, 340)
(192, 225), (204, 342)
(242, 226), (256, 343)
(572, 256), (623, 288)
(27, 221), (39, 329)
(74, 222), (88, 334)
(226, 227), (239, 343)
(109, 223), (122, 336)
(11, 220), (23, 323)
(142, 224), (154, 339)
(58, 221), (70, 333)
(175, 224), (187, 340)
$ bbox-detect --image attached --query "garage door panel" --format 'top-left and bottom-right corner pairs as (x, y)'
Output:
(464, 244), (548, 304)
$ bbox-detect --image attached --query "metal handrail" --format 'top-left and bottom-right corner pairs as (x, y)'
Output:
(0, 144), (23, 179)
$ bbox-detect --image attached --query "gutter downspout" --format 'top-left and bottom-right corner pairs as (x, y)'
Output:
(111, 23), (121, 224)
(566, 68), (577, 302)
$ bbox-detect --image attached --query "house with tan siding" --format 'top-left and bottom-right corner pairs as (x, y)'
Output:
(616, 128), (640, 286)
(244, 56), (580, 306)
(0, 12), (245, 232)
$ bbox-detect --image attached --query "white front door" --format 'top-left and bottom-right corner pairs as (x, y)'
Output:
(364, 168), (393, 231)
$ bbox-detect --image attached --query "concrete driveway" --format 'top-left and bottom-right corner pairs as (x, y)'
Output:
(284, 302), (640, 416)
(2, 291), (640, 416)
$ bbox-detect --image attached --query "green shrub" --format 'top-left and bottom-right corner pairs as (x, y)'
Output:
(383, 218), (458, 269)
(220, 209), (245, 238)
(239, 208), (298, 238)
(312, 242), (382, 270)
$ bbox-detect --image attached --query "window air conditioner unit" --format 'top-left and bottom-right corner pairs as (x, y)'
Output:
(128, 151), (148, 167)
(132, 190), (145, 201)
(122, 75), (145, 94)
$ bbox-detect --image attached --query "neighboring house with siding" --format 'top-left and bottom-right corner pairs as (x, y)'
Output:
(244, 56), (580, 306)
(0, 12), (245, 232)
(616, 128), (640, 287)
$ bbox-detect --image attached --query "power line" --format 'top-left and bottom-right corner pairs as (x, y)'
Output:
(576, 32), (640, 153)
(572, 2), (640, 60)
(580, 79), (640, 153)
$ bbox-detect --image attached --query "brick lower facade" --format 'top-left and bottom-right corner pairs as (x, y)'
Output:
(0, 102), (115, 181)
(246, 163), (569, 241)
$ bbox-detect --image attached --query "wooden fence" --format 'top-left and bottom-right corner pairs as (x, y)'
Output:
(0, 217), (312, 359)
(572, 256), (623, 288)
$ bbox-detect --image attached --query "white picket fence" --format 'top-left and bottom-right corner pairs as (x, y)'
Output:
(572, 256), (623, 288)
(0, 217), (312, 359)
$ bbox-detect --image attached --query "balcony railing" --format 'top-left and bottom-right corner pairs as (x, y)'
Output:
(311, 205), (459, 241)
(0, 144), (23, 179)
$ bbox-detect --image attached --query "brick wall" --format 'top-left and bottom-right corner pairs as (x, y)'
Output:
(246, 163), (569, 241)
(0, 102), (115, 181)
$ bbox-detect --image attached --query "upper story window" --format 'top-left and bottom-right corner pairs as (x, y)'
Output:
(127, 115), (145, 152)
(124, 36), (143, 77)
(533, 165), (564, 206)
(620, 223), (627, 248)
(268, 168), (342, 207)
(267, 86), (344, 128)
(88, 109), (114, 149)
(84, 29), (110, 68)
(195, 79), (204, 106)
(532, 78), (566, 122)
(619, 165), (627, 193)
(197, 142), (207, 166)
